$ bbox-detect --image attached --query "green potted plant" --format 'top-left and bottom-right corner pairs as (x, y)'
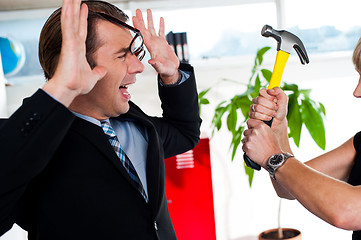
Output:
(202, 46), (326, 239)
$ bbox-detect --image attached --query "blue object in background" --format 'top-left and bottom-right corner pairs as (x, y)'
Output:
(0, 36), (26, 77)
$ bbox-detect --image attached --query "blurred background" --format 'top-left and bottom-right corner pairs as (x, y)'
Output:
(1, 0), (361, 239)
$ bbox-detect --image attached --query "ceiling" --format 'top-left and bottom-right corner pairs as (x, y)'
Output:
(0, 0), (281, 26)
(0, 0), (128, 11)
(0, 0), (274, 11)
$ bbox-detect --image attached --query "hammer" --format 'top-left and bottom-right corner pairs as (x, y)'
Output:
(243, 25), (309, 171)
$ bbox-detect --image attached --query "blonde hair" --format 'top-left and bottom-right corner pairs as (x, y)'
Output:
(352, 37), (361, 72)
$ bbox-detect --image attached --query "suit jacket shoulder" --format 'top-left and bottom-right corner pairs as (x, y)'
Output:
(0, 89), (75, 235)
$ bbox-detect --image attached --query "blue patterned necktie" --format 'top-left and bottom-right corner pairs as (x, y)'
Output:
(100, 120), (148, 202)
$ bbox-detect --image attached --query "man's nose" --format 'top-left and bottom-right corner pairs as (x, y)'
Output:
(127, 54), (145, 74)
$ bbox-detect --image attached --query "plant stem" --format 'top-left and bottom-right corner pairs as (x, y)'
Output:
(278, 198), (283, 239)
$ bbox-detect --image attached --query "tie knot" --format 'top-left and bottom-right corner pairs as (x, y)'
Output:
(100, 120), (117, 138)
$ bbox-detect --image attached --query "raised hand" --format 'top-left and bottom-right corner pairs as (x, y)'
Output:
(132, 9), (180, 84)
(43, 0), (106, 107)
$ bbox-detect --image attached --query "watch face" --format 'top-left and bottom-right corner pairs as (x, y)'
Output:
(270, 154), (284, 166)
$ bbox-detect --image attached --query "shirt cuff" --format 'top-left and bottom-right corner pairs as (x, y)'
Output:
(159, 70), (191, 87)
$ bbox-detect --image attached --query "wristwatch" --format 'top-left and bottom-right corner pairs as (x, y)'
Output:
(266, 152), (294, 179)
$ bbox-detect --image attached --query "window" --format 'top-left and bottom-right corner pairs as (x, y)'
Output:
(152, 3), (277, 60)
(284, 0), (361, 54)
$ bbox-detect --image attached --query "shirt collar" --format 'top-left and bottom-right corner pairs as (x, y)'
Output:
(72, 111), (105, 127)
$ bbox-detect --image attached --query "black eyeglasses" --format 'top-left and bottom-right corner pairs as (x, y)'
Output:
(91, 11), (146, 61)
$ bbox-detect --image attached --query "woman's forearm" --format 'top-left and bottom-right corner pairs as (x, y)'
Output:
(275, 157), (361, 230)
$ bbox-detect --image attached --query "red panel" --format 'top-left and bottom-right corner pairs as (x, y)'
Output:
(165, 138), (216, 240)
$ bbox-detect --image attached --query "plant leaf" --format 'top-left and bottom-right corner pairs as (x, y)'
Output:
(300, 99), (326, 150)
(300, 89), (312, 97)
(287, 94), (302, 147)
(256, 46), (271, 65)
(237, 95), (253, 119)
(212, 102), (228, 131)
(244, 162), (255, 187)
(261, 69), (272, 83)
(198, 88), (211, 98)
(250, 75), (261, 98)
(282, 83), (299, 92)
(231, 126), (244, 160)
(319, 102), (326, 115)
(200, 98), (210, 105)
(227, 105), (237, 132)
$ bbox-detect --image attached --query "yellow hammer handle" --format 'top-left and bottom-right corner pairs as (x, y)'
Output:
(268, 50), (290, 89)
(244, 50), (291, 171)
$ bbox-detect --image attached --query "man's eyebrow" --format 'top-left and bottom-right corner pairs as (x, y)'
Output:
(114, 47), (129, 55)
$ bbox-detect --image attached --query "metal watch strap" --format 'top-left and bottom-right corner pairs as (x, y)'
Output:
(267, 152), (294, 180)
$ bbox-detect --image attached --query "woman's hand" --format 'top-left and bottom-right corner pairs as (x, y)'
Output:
(242, 118), (283, 168)
(249, 87), (288, 129)
(132, 9), (180, 84)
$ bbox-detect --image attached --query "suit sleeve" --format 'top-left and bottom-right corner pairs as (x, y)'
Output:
(154, 63), (202, 158)
(0, 89), (76, 235)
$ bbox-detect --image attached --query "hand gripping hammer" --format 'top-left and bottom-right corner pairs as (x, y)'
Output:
(243, 25), (310, 170)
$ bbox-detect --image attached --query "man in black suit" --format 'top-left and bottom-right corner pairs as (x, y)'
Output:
(0, 0), (201, 239)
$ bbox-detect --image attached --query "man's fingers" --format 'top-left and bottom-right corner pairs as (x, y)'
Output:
(61, 0), (70, 38)
(159, 17), (165, 38)
(134, 9), (146, 31)
(132, 16), (139, 30)
(146, 9), (156, 35)
(72, 0), (81, 33)
(78, 3), (88, 41)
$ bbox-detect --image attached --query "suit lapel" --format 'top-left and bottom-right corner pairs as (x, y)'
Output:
(117, 104), (164, 216)
(71, 117), (147, 201)
(71, 103), (164, 214)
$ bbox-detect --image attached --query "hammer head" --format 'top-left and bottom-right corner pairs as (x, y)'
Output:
(261, 25), (309, 65)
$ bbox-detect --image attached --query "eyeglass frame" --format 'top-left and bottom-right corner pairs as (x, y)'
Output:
(89, 11), (146, 61)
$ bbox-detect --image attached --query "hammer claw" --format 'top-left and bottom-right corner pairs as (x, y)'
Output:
(294, 44), (309, 65)
(261, 24), (309, 65)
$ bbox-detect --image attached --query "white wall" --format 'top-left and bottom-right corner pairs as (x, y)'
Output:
(2, 51), (360, 240)
(0, 52), (8, 117)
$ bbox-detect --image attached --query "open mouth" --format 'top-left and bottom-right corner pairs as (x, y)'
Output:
(119, 84), (131, 100)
